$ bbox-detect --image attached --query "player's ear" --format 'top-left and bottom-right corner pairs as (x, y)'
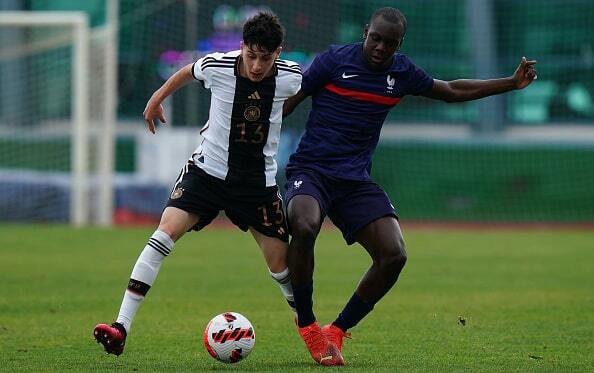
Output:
(275, 46), (282, 59)
(363, 24), (369, 39)
(240, 40), (245, 52)
(398, 36), (405, 50)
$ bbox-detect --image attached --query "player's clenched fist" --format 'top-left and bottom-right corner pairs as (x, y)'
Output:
(512, 56), (538, 90)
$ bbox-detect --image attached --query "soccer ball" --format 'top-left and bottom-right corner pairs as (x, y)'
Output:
(203, 312), (255, 363)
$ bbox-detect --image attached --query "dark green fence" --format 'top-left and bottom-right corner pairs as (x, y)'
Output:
(373, 140), (594, 221)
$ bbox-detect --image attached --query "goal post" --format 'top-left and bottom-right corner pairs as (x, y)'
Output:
(0, 11), (90, 226)
(97, 0), (119, 227)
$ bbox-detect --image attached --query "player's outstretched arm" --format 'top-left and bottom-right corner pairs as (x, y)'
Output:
(423, 57), (537, 103)
(143, 63), (195, 134)
(283, 90), (308, 118)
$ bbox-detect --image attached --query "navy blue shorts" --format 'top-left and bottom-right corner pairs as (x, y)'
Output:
(285, 168), (397, 245)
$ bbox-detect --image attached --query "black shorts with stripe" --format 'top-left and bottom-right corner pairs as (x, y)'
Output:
(165, 163), (289, 242)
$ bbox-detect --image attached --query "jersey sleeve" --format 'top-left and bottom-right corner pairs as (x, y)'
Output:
(301, 49), (335, 95)
(274, 60), (303, 98)
(287, 63), (303, 97)
(287, 69), (302, 97)
(401, 55), (434, 96)
(192, 53), (223, 89)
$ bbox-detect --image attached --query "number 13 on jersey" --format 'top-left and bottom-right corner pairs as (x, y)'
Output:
(234, 122), (266, 144)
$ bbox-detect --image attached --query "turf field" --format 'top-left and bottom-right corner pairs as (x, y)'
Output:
(1, 224), (593, 372)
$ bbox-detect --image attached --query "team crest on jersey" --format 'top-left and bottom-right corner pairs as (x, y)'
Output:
(170, 187), (184, 199)
(387, 75), (396, 90)
(244, 106), (261, 121)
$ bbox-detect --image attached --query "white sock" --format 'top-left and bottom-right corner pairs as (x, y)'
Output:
(269, 267), (296, 313)
(116, 230), (174, 333)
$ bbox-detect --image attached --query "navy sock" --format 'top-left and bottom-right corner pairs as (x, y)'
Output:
(333, 292), (374, 332)
(293, 281), (316, 327)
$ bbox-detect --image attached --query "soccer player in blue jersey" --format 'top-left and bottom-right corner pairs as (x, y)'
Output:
(282, 7), (537, 365)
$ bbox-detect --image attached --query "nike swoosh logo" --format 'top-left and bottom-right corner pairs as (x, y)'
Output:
(342, 72), (358, 79)
(320, 355), (333, 362)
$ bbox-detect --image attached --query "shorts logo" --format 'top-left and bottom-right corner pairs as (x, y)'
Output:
(170, 187), (184, 199)
(244, 105), (261, 121)
(293, 180), (303, 189)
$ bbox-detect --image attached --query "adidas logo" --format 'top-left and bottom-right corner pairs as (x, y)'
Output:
(248, 91), (261, 100)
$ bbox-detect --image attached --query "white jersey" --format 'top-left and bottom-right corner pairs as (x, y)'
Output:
(191, 50), (302, 187)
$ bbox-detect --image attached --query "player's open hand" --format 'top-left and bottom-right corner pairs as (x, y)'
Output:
(512, 57), (538, 90)
(143, 98), (167, 134)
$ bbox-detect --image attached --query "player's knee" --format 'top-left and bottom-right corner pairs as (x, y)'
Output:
(395, 236), (408, 267)
(265, 250), (287, 273)
(382, 252), (407, 274)
(267, 258), (286, 273)
(156, 223), (181, 242)
(394, 247), (408, 270)
(289, 218), (320, 247)
(382, 240), (407, 272)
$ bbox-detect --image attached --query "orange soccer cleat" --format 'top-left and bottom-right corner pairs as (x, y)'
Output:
(93, 322), (127, 356)
(298, 321), (344, 366)
(321, 323), (351, 352)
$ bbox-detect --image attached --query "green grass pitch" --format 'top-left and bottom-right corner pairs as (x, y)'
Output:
(1, 224), (593, 372)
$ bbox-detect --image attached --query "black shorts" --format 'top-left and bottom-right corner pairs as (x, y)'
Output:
(166, 163), (288, 242)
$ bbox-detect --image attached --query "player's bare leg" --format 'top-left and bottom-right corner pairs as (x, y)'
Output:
(354, 217), (407, 301)
(287, 195), (343, 365)
(250, 228), (296, 312)
(157, 206), (201, 242)
(324, 217), (407, 350)
(94, 207), (199, 355)
(287, 195), (321, 292)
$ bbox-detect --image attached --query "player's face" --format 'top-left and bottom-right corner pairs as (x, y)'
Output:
(240, 42), (281, 82)
(363, 17), (404, 70)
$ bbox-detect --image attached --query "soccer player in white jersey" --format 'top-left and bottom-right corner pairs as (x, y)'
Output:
(93, 12), (302, 357)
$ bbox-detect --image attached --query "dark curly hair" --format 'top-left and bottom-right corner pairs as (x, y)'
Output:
(370, 7), (407, 37)
(242, 12), (284, 53)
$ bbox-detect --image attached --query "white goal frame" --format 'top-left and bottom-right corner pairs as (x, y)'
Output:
(0, 11), (90, 226)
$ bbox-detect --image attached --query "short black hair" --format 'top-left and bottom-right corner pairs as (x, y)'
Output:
(242, 12), (284, 53)
(370, 7), (407, 36)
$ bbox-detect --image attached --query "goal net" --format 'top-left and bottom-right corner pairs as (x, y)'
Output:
(0, 6), (116, 226)
(2, 0), (593, 225)
(110, 0), (594, 223)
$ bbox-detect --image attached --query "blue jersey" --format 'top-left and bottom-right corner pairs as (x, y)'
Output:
(286, 43), (433, 180)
